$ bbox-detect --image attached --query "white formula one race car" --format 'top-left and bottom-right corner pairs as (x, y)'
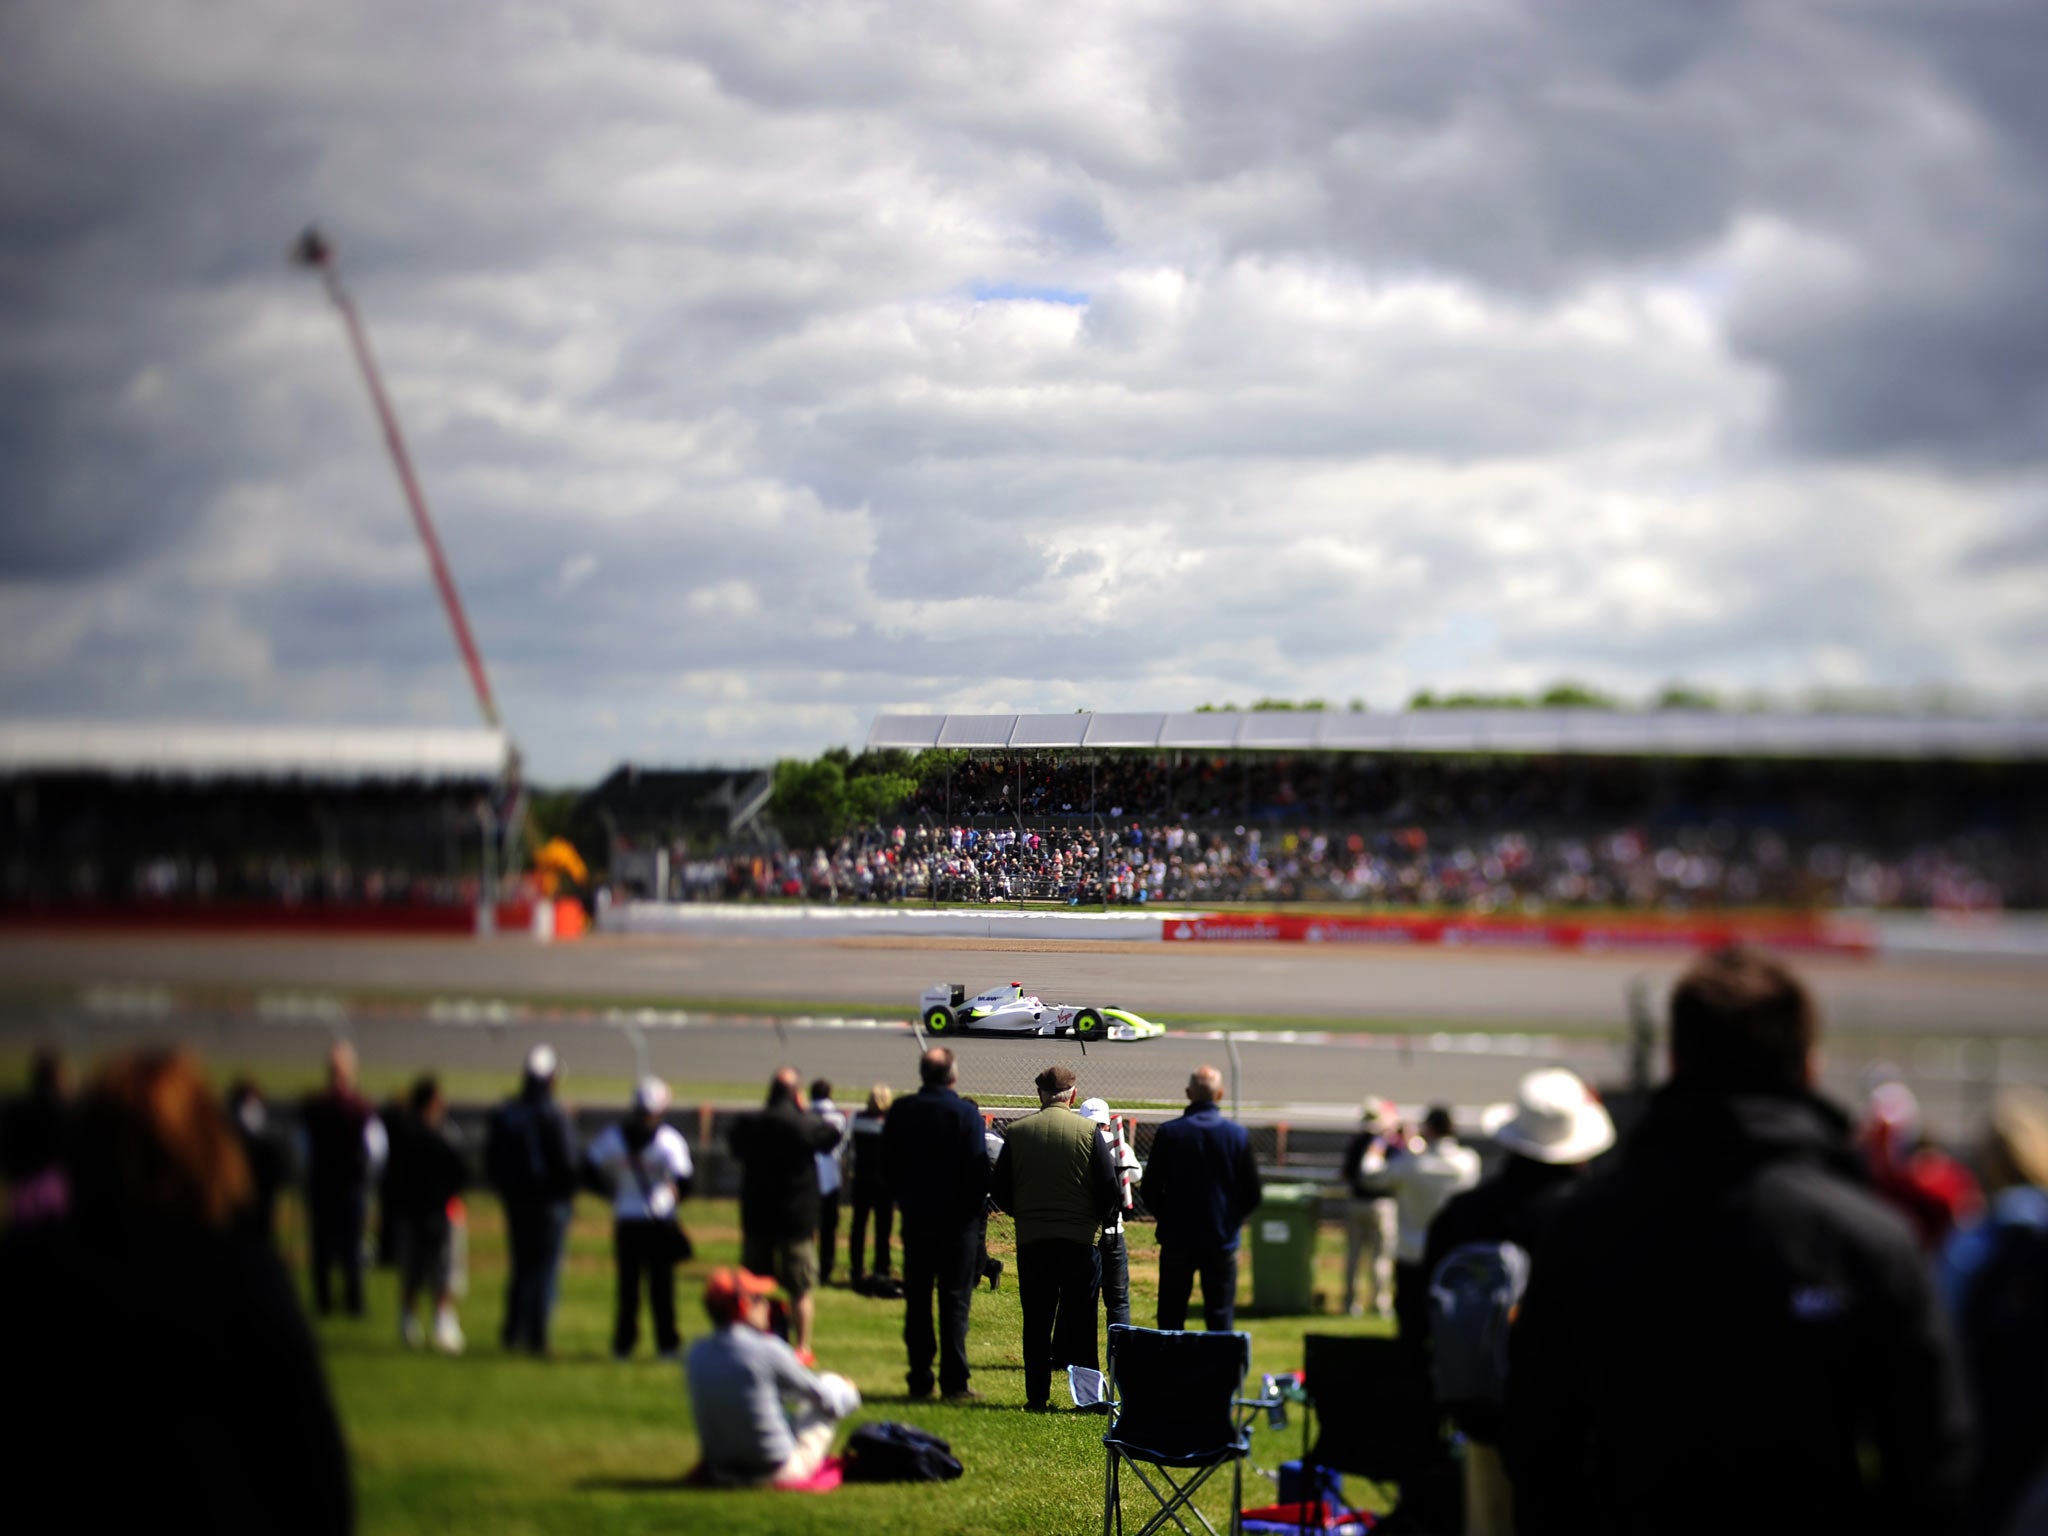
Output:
(918, 981), (1165, 1042)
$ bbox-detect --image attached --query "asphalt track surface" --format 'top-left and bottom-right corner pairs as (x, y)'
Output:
(3, 932), (2042, 1143)
(2, 932), (2042, 1035)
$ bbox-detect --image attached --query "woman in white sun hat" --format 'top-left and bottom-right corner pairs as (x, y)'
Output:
(1422, 1068), (1614, 1536)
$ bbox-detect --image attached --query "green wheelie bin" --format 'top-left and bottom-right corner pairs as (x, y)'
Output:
(1249, 1182), (1320, 1314)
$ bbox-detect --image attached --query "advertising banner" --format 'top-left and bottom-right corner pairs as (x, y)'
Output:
(1162, 910), (1875, 956)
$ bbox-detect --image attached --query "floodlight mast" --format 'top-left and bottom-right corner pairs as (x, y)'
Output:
(291, 226), (503, 733)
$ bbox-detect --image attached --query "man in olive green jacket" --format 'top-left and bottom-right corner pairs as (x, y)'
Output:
(991, 1063), (1121, 1411)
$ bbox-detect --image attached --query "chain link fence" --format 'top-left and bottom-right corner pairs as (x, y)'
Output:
(14, 981), (2039, 1163)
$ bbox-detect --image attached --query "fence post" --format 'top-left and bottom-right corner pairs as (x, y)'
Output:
(1225, 1031), (1243, 1121)
(616, 1015), (650, 1082)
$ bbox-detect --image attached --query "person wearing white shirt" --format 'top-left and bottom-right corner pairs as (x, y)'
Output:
(586, 1076), (694, 1360)
(1081, 1098), (1143, 1328)
(1358, 1104), (1479, 1352)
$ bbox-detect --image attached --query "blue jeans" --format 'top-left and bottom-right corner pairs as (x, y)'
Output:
(1156, 1244), (1238, 1332)
(503, 1199), (571, 1352)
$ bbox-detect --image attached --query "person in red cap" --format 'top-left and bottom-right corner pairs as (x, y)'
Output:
(686, 1266), (860, 1486)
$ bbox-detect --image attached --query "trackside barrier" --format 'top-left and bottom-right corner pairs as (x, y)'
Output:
(600, 900), (2048, 962)
(600, 901), (1171, 942)
(1160, 911), (1880, 957)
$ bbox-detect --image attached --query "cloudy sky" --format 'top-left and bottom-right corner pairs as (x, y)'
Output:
(3, 0), (2045, 779)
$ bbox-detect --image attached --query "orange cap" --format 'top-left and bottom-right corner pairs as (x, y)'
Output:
(703, 1266), (777, 1321)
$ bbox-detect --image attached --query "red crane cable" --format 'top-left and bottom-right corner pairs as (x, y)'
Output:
(293, 227), (502, 731)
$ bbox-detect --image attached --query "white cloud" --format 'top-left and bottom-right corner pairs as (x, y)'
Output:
(1, 0), (2044, 778)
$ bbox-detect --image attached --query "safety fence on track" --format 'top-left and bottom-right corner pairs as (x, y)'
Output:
(13, 980), (2043, 1152)
(601, 898), (2048, 965)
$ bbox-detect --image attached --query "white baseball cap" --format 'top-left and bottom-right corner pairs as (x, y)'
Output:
(634, 1075), (672, 1116)
(1079, 1097), (1113, 1126)
(1493, 1069), (1614, 1166)
(525, 1044), (558, 1081)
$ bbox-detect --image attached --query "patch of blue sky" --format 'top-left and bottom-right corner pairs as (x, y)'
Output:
(970, 280), (1089, 306)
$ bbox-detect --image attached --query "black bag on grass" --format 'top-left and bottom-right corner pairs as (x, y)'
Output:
(842, 1422), (963, 1482)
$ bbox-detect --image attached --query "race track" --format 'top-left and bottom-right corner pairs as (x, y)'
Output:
(2, 931), (2041, 1034)
(2, 930), (2041, 1143)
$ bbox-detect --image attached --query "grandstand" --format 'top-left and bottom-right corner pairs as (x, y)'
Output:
(0, 722), (514, 917)
(684, 709), (2048, 910)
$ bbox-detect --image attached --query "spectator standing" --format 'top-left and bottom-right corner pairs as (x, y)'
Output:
(881, 1046), (991, 1401)
(1863, 1080), (1983, 1252)
(1940, 1084), (2048, 1535)
(1143, 1065), (1262, 1332)
(846, 1084), (894, 1290)
(686, 1266), (861, 1486)
(2, 1047), (71, 1229)
(485, 1044), (577, 1355)
(729, 1068), (840, 1363)
(809, 1079), (850, 1286)
(1361, 1104), (1478, 1352)
(992, 1066), (1120, 1412)
(387, 1074), (469, 1355)
(373, 1089), (407, 1269)
(979, 1121), (1006, 1292)
(301, 1041), (384, 1318)
(1507, 947), (1969, 1535)
(1421, 1069), (1613, 1536)
(1340, 1097), (1397, 1319)
(1081, 1097), (1142, 1328)
(587, 1076), (694, 1361)
(224, 1078), (285, 1244)
(0, 1050), (351, 1534)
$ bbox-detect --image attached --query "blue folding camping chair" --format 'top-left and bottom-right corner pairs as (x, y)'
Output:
(1101, 1324), (1267, 1536)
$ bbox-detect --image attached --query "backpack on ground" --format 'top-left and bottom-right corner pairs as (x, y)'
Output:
(1427, 1240), (1531, 1409)
(841, 1421), (964, 1482)
(856, 1273), (904, 1300)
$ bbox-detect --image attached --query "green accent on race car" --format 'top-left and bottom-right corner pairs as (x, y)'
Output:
(1101, 1008), (1165, 1038)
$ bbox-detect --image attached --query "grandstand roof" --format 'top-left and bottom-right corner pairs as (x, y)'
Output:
(864, 710), (2048, 760)
(0, 722), (511, 781)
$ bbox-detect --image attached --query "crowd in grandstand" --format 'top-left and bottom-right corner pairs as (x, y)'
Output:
(637, 751), (2048, 911)
(10, 750), (2044, 912)
(666, 816), (2033, 911)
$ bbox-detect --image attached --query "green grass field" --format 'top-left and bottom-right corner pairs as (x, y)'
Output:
(301, 1195), (1394, 1534)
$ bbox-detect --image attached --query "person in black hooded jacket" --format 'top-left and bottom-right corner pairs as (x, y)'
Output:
(1506, 947), (1969, 1536)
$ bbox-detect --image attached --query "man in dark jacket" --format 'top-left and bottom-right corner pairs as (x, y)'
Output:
(486, 1044), (577, 1354)
(729, 1067), (841, 1362)
(1506, 947), (1970, 1536)
(388, 1074), (469, 1354)
(847, 1084), (894, 1288)
(301, 1041), (379, 1317)
(992, 1064), (1120, 1411)
(882, 1046), (990, 1400)
(1142, 1065), (1262, 1331)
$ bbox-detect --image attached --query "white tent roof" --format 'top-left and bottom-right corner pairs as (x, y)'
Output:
(864, 710), (2048, 760)
(0, 721), (511, 781)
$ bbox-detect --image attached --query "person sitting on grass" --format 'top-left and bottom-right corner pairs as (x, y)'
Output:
(687, 1266), (861, 1487)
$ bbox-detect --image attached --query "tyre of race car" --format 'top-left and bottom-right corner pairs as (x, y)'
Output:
(924, 1005), (955, 1034)
(1074, 1008), (1103, 1038)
